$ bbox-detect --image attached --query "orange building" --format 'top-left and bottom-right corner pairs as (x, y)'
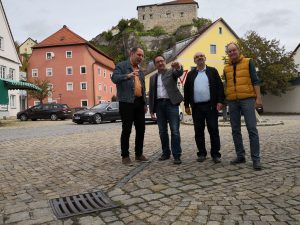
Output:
(27, 25), (115, 108)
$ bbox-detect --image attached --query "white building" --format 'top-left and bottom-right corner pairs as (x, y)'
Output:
(262, 43), (300, 113)
(0, 0), (21, 118)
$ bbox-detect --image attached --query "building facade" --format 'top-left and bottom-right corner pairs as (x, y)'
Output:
(0, 1), (21, 118)
(137, 0), (198, 33)
(19, 37), (37, 55)
(27, 25), (116, 108)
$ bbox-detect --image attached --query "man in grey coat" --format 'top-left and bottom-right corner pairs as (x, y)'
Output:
(149, 55), (184, 164)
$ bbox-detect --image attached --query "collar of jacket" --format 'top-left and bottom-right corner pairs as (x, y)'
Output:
(228, 55), (244, 65)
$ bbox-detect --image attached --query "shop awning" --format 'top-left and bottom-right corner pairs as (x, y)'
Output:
(0, 79), (41, 105)
(0, 78), (42, 91)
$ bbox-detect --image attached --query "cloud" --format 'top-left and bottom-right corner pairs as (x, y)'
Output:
(253, 9), (293, 28)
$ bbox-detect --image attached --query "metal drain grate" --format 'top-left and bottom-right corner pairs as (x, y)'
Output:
(49, 191), (118, 219)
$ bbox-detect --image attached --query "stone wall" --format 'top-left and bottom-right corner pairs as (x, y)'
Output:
(138, 3), (198, 33)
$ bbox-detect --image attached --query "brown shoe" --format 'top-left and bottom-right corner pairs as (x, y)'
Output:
(135, 154), (148, 162)
(122, 157), (133, 165)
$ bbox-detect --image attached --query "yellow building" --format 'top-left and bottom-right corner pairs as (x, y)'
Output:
(145, 18), (239, 92)
(19, 37), (37, 55)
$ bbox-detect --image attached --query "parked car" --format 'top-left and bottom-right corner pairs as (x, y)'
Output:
(72, 102), (120, 124)
(17, 103), (72, 121)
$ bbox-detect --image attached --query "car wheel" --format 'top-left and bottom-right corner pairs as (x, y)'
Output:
(93, 114), (102, 124)
(110, 120), (116, 123)
(179, 112), (184, 121)
(75, 121), (83, 124)
(50, 114), (58, 121)
(31, 119), (37, 121)
(20, 114), (28, 121)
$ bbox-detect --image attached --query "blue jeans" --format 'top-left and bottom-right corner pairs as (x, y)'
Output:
(156, 99), (182, 158)
(228, 98), (260, 162)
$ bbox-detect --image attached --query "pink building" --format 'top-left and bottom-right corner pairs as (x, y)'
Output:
(27, 25), (115, 108)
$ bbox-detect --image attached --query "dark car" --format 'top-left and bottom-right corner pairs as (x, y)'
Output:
(72, 102), (120, 124)
(17, 103), (72, 121)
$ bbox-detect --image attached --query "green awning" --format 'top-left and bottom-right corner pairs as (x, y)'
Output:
(0, 78), (42, 91)
(0, 79), (9, 104)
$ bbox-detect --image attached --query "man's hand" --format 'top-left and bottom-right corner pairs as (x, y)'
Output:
(255, 97), (263, 109)
(185, 107), (191, 115)
(171, 62), (181, 70)
(216, 103), (224, 111)
(150, 113), (157, 120)
(127, 70), (139, 79)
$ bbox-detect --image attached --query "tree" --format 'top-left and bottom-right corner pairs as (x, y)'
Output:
(238, 31), (298, 96)
(192, 17), (212, 29)
(27, 79), (53, 104)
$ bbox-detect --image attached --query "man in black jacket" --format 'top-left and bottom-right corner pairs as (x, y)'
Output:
(184, 52), (225, 163)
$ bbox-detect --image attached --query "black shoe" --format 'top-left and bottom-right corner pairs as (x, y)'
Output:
(212, 157), (221, 163)
(230, 157), (246, 165)
(173, 158), (182, 165)
(253, 161), (262, 170)
(197, 156), (206, 162)
(159, 155), (170, 161)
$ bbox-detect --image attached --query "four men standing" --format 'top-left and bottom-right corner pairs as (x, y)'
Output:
(112, 44), (262, 170)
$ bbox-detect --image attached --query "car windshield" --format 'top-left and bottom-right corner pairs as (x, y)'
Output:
(91, 103), (109, 110)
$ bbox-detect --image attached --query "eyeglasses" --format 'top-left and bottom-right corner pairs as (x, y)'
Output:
(155, 60), (165, 64)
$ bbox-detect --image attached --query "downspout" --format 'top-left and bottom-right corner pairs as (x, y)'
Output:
(92, 62), (96, 106)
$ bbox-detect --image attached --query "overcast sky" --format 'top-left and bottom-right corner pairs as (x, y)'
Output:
(2, 0), (299, 52)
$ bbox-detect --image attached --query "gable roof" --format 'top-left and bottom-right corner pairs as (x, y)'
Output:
(33, 25), (114, 64)
(137, 0), (198, 9)
(0, 1), (21, 64)
(19, 37), (38, 48)
(145, 17), (239, 75)
(292, 43), (300, 56)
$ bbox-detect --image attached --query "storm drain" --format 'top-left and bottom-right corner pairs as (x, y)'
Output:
(49, 191), (118, 219)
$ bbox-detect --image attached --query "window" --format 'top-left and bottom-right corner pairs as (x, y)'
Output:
(180, 12), (184, 17)
(219, 27), (222, 34)
(166, 12), (171, 18)
(142, 15), (145, 20)
(210, 44), (217, 54)
(104, 84), (107, 92)
(66, 82), (73, 91)
(110, 86), (113, 93)
(81, 100), (88, 107)
(80, 66), (86, 74)
(110, 73), (112, 78)
(298, 72), (300, 77)
(98, 83), (102, 91)
(46, 52), (54, 60)
(0, 36), (3, 50)
(103, 69), (107, 78)
(34, 101), (40, 106)
(9, 95), (16, 108)
(8, 68), (15, 80)
(149, 14), (153, 19)
(46, 68), (53, 76)
(47, 83), (53, 97)
(98, 66), (101, 75)
(0, 66), (6, 79)
(66, 51), (72, 58)
(66, 66), (73, 75)
(80, 82), (87, 90)
(32, 69), (38, 77)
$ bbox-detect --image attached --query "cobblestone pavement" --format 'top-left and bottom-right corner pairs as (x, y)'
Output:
(0, 116), (299, 225)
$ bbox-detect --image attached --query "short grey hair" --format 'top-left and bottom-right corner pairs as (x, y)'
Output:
(225, 42), (240, 54)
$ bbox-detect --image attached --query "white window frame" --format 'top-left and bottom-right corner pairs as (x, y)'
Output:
(103, 69), (107, 78)
(81, 99), (88, 107)
(46, 52), (54, 60)
(32, 68), (38, 77)
(8, 68), (15, 80)
(98, 66), (101, 75)
(98, 83), (102, 91)
(66, 66), (73, 75)
(0, 66), (6, 79)
(66, 51), (72, 58)
(110, 86), (113, 93)
(80, 65), (86, 74)
(9, 95), (16, 108)
(0, 36), (3, 50)
(47, 83), (53, 97)
(104, 84), (107, 92)
(210, 44), (217, 54)
(66, 82), (73, 91)
(80, 82), (87, 90)
(46, 68), (53, 77)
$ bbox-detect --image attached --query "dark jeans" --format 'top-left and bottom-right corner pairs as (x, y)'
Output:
(156, 99), (182, 158)
(119, 97), (145, 158)
(192, 102), (221, 158)
(228, 98), (260, 162)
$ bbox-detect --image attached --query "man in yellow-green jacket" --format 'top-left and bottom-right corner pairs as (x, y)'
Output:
(223, 42), (263, 170)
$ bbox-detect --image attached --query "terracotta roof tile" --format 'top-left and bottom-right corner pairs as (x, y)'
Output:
(87, 47), (115, 70)
(34, 25), (86, 48)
